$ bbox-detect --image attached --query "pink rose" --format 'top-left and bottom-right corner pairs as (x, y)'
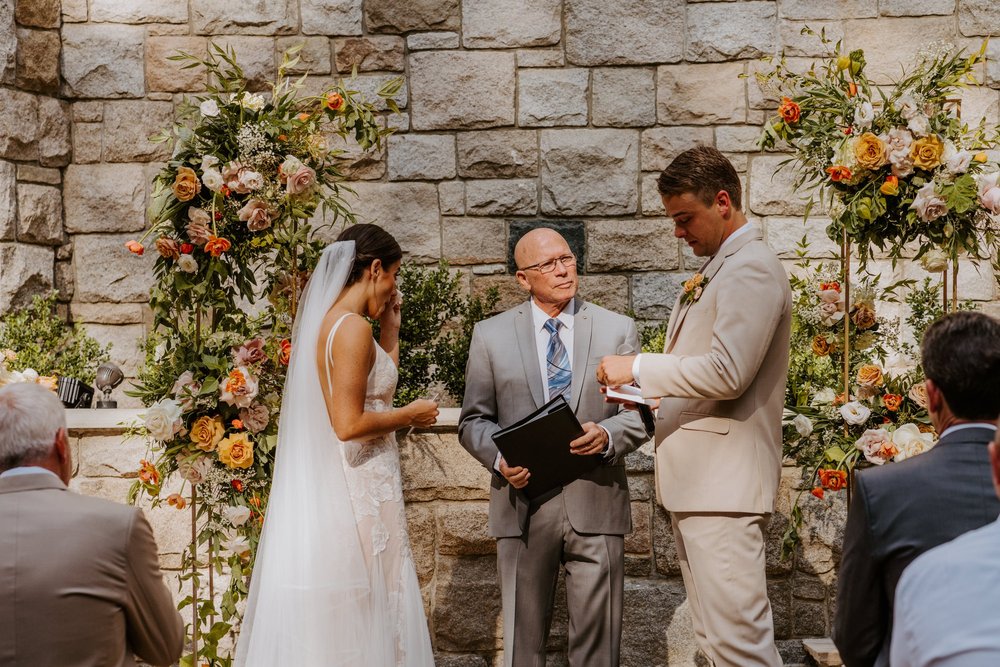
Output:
(855, 428), (895, 465)
(980, 186), (1000, 215)
(239, 402), (270, 434)
(287, 165), (316, 196)
(238, 199), (276, 232)
(222, 161), (250, 194)
(910, 182), (948, 223)
(233, 338), (267, 365)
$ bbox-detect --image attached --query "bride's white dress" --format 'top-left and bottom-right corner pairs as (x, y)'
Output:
(234, 240), (433, 667)
(325, 313), (433, 666)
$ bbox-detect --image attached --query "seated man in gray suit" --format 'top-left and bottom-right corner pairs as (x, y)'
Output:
(890, 421), (1000, 666)
(834, 311), (1000, 667)
(0, 382), (184, 667)
(459, 227), (651, 667)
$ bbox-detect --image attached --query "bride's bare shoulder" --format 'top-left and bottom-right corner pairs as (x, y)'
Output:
(318, 310), (373, 356)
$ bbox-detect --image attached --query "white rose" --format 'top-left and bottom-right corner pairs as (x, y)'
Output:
(279, 155), (303, 183)
(201, 155), (219, 172)
(855, 428), (894, 465)
(812, 388), (837, 405)
(891, 423), (936, 462)
(910, 182), (949, 223)
(200, 99), (220, 117)
(224, 505), (253, 527)
(897, 94), (920, 120)
(792, 414), (814, 437)
(907, 114), (930, 137)
(21, 368), (39, 383)
(920, 248), (949, 273)
(202, 168), (224, 192)
(943, 143), (972, 174)
(834, 136), (860, 171)
(239, 93), (265, 111)
(176, 454), (212, 485)
(142, 398), (184, 441)
(187, 207), (211, 226)
(840, 401), (871, 426)
(177, 254), (198, 273)
(225, 534), (252, 557)
(239, 170), (265, 191)
(853, 101), (875, 130)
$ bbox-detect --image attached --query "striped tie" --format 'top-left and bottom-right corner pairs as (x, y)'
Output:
(544, 318), (571, 400)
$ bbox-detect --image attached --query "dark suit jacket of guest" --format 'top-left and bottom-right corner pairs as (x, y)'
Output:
(0, 472), (184, 667)
(833, 426), (1000, 667)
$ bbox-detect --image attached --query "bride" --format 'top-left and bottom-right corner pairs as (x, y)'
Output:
(235, 224), (439, 666)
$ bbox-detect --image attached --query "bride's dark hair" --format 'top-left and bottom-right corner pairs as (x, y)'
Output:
(335, 224), (403, 286)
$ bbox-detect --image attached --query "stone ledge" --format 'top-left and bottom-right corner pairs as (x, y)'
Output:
(802, 637), (843, 667)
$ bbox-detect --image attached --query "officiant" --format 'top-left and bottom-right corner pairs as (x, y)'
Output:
(459, 227), (651, 667)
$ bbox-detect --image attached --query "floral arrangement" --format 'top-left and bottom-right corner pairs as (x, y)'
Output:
(757, 33), (1000, 269)
(125, 44), (394, 664)
(778, 248), (961, 553)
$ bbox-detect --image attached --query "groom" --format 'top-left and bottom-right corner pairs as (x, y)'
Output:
(598, 146), (791, 667)
(459, 227), (651, 667)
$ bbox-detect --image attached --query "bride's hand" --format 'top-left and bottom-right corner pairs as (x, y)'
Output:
(380, 289), (402, 332)
(405, 398), (439, 428)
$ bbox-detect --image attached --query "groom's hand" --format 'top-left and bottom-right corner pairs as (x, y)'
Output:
(596, 355), (635, 387)
(498, 457), (531, 489)
(569, 422), (608, 456)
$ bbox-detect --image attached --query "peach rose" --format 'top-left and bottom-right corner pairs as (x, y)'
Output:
(908, 381), (929, 409)
(286, 165), (316, 196)
(172, 167), (201, 202)
(857, 364), (884, 388)
(854, 132), (888, 170)
(155, 237), (180, 260)
(218, 433), (254, 469)
(190, 415), (225, 452)
(851, 303), (877, 330)
(125, 240), (144, 256)
(909, 134), (944, 171)
(167, 493), (187, 510)
(237, 199), (276, 232)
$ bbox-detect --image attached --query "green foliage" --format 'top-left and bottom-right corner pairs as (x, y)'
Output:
(0, 292), (110, 385)
(639, 320), (668, 353)
(374, 262), (500, 404)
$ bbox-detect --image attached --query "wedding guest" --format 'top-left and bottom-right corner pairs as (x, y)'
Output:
(0, 382), (183, 667)
(890, 420), (1000, 667)
(598, 146), (790, 667)
(459, 227), (651, 667)
(833, 311), (1000, 667)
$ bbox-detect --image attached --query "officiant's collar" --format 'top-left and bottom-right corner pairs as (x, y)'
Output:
(530, 297), (576, 333)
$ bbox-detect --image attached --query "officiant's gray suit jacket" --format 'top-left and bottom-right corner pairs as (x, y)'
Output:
(459, 298), (651, 537)
(833, 425), (1000, 667)
(0, 472), (184, 667)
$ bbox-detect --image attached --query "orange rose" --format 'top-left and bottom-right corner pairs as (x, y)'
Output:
(827, 165), (852, 182)
(190, 415), (225, 452)
(167, 493), (187, 510)
(883, 393), (903, 412)
(125, 240), (144, 256)
(857, 364), (884, 388)
(820, 281), (841, 292)
(818, 468), (848, 491)
(909, 135), (944, 171)
(218, 432), (254, 469)
(880, 175), (899, 196)
(172, 166), (201, 202)
(854, 132), (888, 170)
(778, 97), (801, 124)
(326, 92), (344, 111)
(811, 335), (831, 357)
(138, 459), (160, 485)
(278, 339), (291, 365)
(810, 486), (825, 499)
(205, 236), (232, 257)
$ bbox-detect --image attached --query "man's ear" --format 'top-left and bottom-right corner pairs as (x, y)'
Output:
(715, 190), (732, 218)
(925, 378), (943, 414)
(515, 270), (531, 293)
(54, 428), (72, 482)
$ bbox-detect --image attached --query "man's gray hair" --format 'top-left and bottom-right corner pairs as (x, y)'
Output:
(0, 383), (66, 470)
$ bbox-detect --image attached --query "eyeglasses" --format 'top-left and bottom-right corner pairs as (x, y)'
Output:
(518, 254), (577, 274)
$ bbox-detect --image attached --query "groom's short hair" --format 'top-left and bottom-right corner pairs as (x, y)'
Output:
(658, 145), (742, 210)
(921, 311), (1000, 420)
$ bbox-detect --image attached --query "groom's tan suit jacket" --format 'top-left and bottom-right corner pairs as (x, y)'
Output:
(0, 471), (184, 667)
(640, 226), (791, 513)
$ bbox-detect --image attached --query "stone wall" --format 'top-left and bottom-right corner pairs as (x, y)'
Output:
(69, 411), (846, 666)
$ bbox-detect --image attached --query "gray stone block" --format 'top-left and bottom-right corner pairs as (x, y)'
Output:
(64, 164), (147, 234)
(387, 133), (457, 181)
(641, 126), (714, 172)
(276, 36), (331, 75)
(518, 68), (589, 127)
(72, 233), (155, 303)
(16, 165), (60, 185)
(764, 216), (838, 259)
(686, 1), (778, 62)
(0, 0), (13, 85)
(90, 0), (187, 23)
(433, 555), (502, 651)
(410, 51), (516, 130)
(465, 179), (537, 216)
(960, 0), (1000, 36)
(191, 0), (297, 35)
(0, 161), (15, 241)
(565, 0), (685, 66)
(0, 242), (54, 310)
(516, 48), (564, 68)
(457, 129), (538, 179)
(779, 21), (845, 58)
(61, 0), (87, 22)
(101, 101), (174, 163)
(209, 36), (276, 92)
(577, 274), (629, 313)
(37, 97), (71, 168)
(442, 217), (507, 265)
(586, 219), (678, 272)
(438, 181), (465, 215)
(748, 155), (811, 216)
(72, 122), (102, 164)
(780, 0), (877, 19)
(16, 183), (62, 245)
(0, 88), (38, 160)
(301, 0), (362, 36)
(462, 0), (561, 49)
(62, 24), (145, 99)
(540, 129), (639, 216)
(333, 181), (440, 261)
(592, 67), (656, 128)
(146, 37), (208, 92)
(620, 578), (698, 665)
(406, 32), (460, 51)
(631, 272), (686, 319)
(365, 0), (460, 33)
(641, 172), (666, 217)
(334, 36), (404, 73)
(656, 62), (747, 125)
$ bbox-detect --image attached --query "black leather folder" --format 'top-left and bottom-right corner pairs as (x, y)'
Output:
(491, 394), (599, 501)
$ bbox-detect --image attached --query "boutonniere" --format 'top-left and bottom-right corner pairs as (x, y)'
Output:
(681, 273), (709, 305)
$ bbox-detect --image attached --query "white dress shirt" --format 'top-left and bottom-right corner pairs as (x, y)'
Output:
(0, 465), (60, 480)
(891, 516), (1000, 667)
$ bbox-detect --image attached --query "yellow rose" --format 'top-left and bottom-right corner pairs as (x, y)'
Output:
(218, 433), (254, 469)
(172, 166), (201, 202)
(857, 364), (884, 388)
(190, 415), (224, 452)
(854, 132), (888, 170)
(909, 135), (944, 171)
